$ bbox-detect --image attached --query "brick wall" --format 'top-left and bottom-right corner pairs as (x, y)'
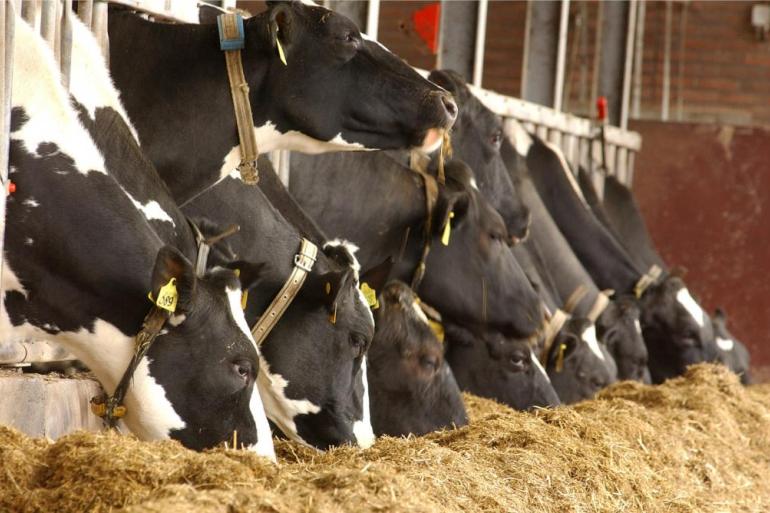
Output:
(377, 0), (770, 127)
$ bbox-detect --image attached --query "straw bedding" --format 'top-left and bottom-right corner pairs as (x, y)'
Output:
(1, 363), (769, 513)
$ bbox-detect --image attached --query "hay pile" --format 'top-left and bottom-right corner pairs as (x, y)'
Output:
(1, 364), (769, 512)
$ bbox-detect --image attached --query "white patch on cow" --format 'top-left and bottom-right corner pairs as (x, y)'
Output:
(676, 287), (706, 328)
(226, 287), (276, 461)
(411, 300), (430, 324)
(353, 358), (375, 449)
(22, 198), (39, 208)
(324, 239), (362, 276)
(256, 359), (322, 447)
(582, 324), (605, 362)
(542, 140), (590, 210)
(69, 17), (139, 142)
(634, 319), (642, 335)
(469, 177), (479, 190)
(24, 238), (33, 246)
(531, 348), (551, 383)
(717, 337), (735, 352)
(11, 21), (107, 176)
(123, 190), (176, 227)
(504, 119), (533, 156)
(1, 259), (28, 299)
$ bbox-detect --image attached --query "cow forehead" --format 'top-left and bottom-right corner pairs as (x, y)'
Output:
(582, 324), (605, 362)
(675, 287), (706, 328)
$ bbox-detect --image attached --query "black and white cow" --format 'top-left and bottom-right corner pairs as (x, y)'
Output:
(444, 321), (560, 410)
(545, 318), (617, 404)
(427, 70), (531, 242)
(3, 18), (273, 457)
(289, 155), (544, 339)
(712, 309), (751, 385)
(595, 296), (650, 383)
(508, 125), (718, 384)
(367, 281), (467, 437)
(184, 172), (376, 450)
(108, 1), (458, 204)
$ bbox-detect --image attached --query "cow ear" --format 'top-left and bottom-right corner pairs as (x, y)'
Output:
(268, 1), (297, 55)
(306, 268), (356, 316)
(428, 69), (470, 106)
(360, 257), (393, 296)
(713, 307), (726, 322)
(548, 332), (579, 368)
(151, 246), (197, 314)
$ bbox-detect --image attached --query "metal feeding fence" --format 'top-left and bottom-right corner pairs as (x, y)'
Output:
(0, 0), (642, 368)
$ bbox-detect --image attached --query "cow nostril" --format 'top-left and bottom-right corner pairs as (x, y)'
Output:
(441, 94), (458, 121)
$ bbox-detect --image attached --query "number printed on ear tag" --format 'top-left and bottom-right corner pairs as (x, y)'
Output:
(155, 278), (178, 313)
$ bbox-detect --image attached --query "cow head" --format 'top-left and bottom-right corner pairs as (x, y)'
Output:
(367, 281), (468, 437)
(251, 1), (457, 153)
(232, 240), (375, 450)
(596, 296), (651, 383)
(444, 322), (560, 410)
(406, 160), (543, 338)
(427, 69), (530, 241)
(546, 318), (617, 404)
(638, 276), (718, 383)
(712, 308), (751, 384)
(142, 247), (273, 457)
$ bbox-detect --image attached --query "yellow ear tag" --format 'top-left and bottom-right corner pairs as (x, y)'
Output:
(441, 211), (455, 246)
(154, 277), (178, 313)
(325, 282), (331, 295)
(241, 290), (249, 311)
(360, 282), (379, 310)
(555, 343), (567, 373)
(427, 319), (445, 343)
(276, 38), (288, 66)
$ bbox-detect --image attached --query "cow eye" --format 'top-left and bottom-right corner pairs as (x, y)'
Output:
(591, 378), (606, 389)
(419, 354), (439, 373)
(509, 353), (527, 372)
(490, 130), (503, 149)
(232, 359), (254, 385)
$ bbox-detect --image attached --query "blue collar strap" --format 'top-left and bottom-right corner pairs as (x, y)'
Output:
(217, 13), (245, 51)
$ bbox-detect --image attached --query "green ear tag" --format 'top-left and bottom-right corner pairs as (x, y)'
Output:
(441, 211), (455, 246)
(154, 278), (178, 313)
(276, 38), (288, 66)
(360, 282), (379, 310)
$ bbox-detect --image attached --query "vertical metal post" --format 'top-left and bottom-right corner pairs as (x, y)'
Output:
(521, 0), (562, 108)
(0, 0), (16, 320)
(631, 0), (646, 118)
(620, 0), (637, 129)
(60, 0), (73, 89)
(471, 0), (488, 87)
(661, 0), (672, 121)
(41, 0), (56, 48)
(437, 0), (478, 81)
(22, 0), (41, 27)
(78, 0), (94, 29)
(91, 0), (108, 60)
(365, 0), (379, 40)
(597, 0), (630, 126)
(553, 0), (570, 112)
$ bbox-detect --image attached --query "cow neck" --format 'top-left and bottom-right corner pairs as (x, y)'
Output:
(108, 12), (272, 205)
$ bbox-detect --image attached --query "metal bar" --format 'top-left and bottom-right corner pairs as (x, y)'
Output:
(590, 1), (603, 112)
(597, 0), (630, 126)
(60, 0), (73, 90)
(471, 0), (488, 87)
(78, 0), (94, 29)
(365, 0), (379, 40)
(0, 340), (76, 365)
(521, 0), (560, 107)
(631, 0), (645, 118)
(438, 1), (478, 81)
(40, 0), (56, 48)
(553, 0), (570, 111)
(91, 0), (108, 60)
(620, 0), (637, 130)
(676, 1), (689, 122)
(22, 0), (40, 26)
(662, 0), (672, 121)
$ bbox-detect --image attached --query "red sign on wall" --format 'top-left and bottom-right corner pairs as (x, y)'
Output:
(412, 3), (441, 55)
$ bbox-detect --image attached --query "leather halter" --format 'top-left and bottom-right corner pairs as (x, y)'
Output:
(634, 264), (663, 298)
(408, 152), (445, 291)
(250, 238), (318, 346)
(218, 13), (259, 185)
